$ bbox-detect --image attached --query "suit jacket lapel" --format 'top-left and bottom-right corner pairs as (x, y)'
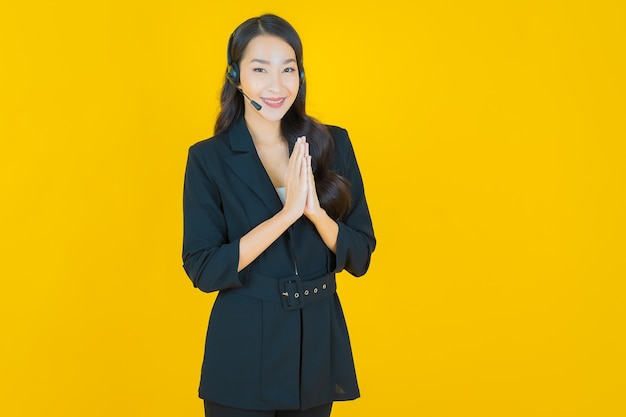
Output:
(224, 118), (283, 214)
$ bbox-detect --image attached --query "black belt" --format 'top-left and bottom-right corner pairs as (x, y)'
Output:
(234, 272), (336, 311)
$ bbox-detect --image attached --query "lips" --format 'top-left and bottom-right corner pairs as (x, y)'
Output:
(261, 97), (286, 109)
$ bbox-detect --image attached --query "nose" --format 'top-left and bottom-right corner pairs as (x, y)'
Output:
(267, 70), (281, 93)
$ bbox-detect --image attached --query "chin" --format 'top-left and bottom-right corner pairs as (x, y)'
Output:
(260, 108), (291, 122)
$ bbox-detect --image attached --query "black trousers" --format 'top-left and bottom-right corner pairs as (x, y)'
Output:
(204, 401), (333, 417)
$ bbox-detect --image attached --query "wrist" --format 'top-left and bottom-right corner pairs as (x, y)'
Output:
(278, 205), (302, 225)
(305, 207), (329, 225)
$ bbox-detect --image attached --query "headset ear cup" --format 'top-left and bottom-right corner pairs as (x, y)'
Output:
(227, 62), (239, 85)
(299, 68), (305, 84)
(226, 32), (239, 85)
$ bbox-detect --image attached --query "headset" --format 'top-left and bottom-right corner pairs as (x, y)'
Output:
(226, 31), (305, 86)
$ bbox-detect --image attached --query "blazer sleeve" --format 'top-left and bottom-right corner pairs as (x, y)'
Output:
(181, 144), (246, 293)
(332, 127), (376, 276)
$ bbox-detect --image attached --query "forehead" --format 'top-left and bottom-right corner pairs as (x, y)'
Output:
(241, 35), (296, 62)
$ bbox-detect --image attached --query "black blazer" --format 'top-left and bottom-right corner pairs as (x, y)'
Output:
(182, 118), (375, 411)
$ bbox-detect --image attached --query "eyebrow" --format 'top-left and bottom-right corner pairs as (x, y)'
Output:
(250, 58), (297, 65)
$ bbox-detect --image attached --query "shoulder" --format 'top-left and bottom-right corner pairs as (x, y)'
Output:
(189, 118), (253, 159)
(325, 124), (357, 160)
(184, 132), (233, 181)
(325, 124), (352, 153)
(326, 124), (349, 141)
(186, 131), (237, 174)
(189, 131), (230, 157)
(323, 124), (360, 175)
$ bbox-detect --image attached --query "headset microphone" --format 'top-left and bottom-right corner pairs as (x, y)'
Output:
(238, 88), (262, 111)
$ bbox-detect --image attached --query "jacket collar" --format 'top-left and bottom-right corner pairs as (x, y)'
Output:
(227, 117), (258, 153)
(224, 118), (283, 214)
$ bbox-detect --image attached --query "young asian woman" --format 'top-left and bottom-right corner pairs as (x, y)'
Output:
(182, 14), (375, 417)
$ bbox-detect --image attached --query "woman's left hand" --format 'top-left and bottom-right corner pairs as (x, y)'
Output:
(303, 141), (324, 219)
(302, 139), (339, 252)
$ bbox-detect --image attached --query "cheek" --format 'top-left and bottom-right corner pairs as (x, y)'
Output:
(241, 77), (261, 93)
(286, 78), (301, 94)
(240, 71), (263, 89)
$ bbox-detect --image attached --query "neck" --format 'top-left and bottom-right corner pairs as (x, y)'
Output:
(244, 112), (283, 146)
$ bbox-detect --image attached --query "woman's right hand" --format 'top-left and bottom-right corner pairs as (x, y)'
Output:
(281, 136), (309, 222)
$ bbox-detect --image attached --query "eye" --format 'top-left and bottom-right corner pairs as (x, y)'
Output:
(283, 67), (297, 73)
(253, 68), (266, 73)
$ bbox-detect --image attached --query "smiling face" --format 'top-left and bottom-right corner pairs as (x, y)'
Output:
(238, 35), (300, 123)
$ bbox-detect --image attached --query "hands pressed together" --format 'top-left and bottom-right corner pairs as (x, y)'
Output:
(283, 136), (324, 223)
(238, 136), (338, 271)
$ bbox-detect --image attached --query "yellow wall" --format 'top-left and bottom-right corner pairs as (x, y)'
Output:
(1, 1), (625, 416)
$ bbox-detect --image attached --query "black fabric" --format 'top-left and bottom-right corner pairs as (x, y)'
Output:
(204, 401), (333, 417)
(183, 118), (375, 410)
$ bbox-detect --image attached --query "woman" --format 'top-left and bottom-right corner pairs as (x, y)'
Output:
(182, 14), (375, 417)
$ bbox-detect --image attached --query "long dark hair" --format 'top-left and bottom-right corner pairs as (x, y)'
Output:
(214, 14), (351, 220)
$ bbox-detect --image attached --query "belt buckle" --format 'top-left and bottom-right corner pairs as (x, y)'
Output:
(278, 277), (303, 311)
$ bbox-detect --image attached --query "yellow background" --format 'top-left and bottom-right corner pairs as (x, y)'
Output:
(1, 1), (625, 416)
